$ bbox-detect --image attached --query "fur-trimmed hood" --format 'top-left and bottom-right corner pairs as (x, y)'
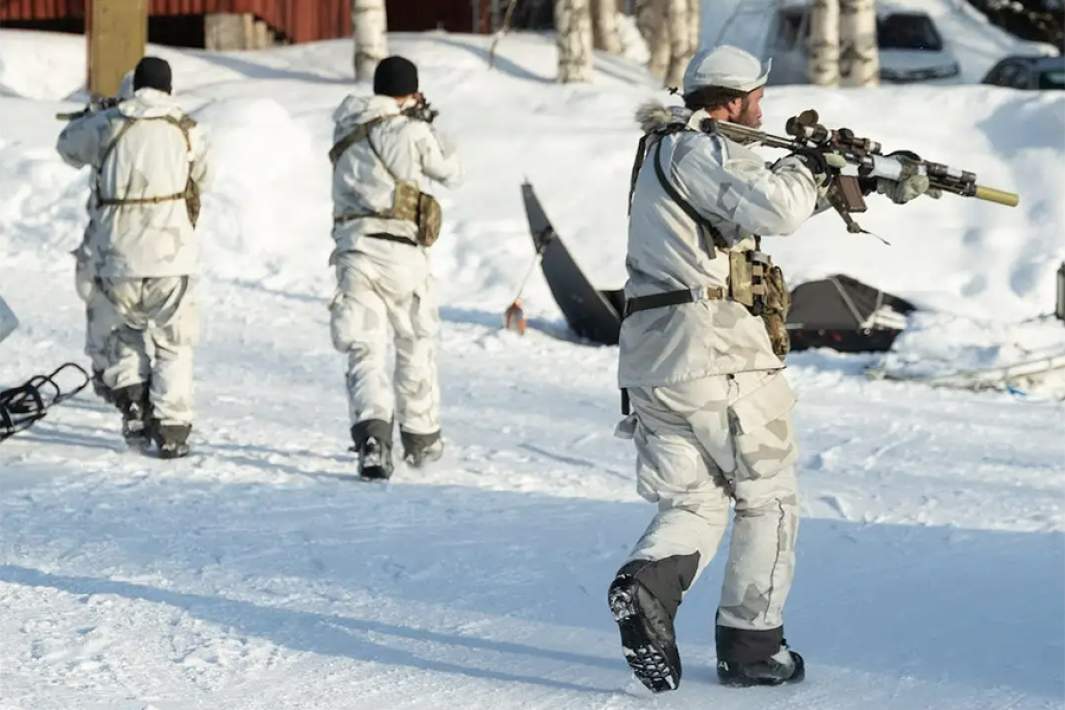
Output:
(634, 100), (716, 135)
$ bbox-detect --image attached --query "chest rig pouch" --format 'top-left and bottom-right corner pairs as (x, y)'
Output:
(729, 245), (790, 358)
(330, 119), (442, 247)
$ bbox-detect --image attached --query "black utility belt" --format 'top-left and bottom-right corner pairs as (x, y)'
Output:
(623, 286), (726, 319)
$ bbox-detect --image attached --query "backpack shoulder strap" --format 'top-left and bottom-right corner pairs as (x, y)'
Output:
(98, 115), (136, 173)
(363, 126), (401, 184)
(96, 115), (137, 200)
(95, 112), (198, 211)
(158, 114), (195, 151)
(100, 112), (194, 167)
(627, 133), (652, 216)
(329, 117), (383, 167)
(651, 128), (729, 253)
(628, 123), (684, 215)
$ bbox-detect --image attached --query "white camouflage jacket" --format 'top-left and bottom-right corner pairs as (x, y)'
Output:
(56, 88), (210, 278)
(330, 94), (461, 263)
(619, 102), (821, 387)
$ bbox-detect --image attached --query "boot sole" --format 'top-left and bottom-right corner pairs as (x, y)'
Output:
(359, 465), (392, 480)
(157, 446), (191, 460)
(608, 583), (680, 693)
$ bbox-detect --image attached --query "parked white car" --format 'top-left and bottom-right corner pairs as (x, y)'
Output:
(715, 1), (962, 85)
(982, 55), (1065, 90)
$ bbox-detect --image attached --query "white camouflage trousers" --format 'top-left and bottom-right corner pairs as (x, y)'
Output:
(98, 276), (199, 425)
(329, 250), (441, 438)
(619, 369), (800, 636)
(74, 256), (120, 374)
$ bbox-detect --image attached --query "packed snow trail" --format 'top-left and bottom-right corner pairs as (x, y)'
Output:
(1, 29), (1063, 709)
(2, 273), (1062, 709)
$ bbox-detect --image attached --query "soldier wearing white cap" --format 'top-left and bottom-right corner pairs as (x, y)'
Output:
(606, 45), (926, 692)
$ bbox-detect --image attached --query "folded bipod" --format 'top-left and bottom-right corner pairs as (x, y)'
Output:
(0, 362), (90, 443)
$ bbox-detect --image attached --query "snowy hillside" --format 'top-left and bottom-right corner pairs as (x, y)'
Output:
(1, 28), (1064, 709)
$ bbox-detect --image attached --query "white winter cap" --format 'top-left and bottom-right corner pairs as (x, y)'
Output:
(682, 45), (772, 95)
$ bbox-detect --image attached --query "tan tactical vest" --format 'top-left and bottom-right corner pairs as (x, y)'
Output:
(96, 113), (201, 228)
(329, 119), (442, 247)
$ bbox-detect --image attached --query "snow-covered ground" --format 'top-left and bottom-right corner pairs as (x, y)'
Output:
(1, 27), (1063, 709)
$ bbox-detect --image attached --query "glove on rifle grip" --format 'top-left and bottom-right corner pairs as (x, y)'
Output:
(790, 151), (830, 186)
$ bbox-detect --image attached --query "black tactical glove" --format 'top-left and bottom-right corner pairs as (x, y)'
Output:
(791, 150), (830, 186)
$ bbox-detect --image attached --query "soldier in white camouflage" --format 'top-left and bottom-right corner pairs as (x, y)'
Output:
(328, 56), (461, 479)
(607, 45), (926, 691)
(56, 57), (210, 459)
(73, 191), (119, 402)
(72, 73), (135, 403)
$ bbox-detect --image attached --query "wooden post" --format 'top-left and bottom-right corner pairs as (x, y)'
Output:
(88, 0), (148, 97)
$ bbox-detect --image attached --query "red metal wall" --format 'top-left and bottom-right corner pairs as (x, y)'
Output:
(0, 1), (86, 20)
(147, 1), (351, 43)
(0, 1), (354, 42)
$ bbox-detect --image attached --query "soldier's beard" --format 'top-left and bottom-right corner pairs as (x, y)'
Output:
(734, 99), (762, 129)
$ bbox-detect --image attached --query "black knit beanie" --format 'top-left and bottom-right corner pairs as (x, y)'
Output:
(133, 56), (172, 94)
(373, 56), (418, 97)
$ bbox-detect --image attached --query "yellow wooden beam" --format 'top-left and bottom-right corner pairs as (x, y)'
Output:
(88, 0), (148, 97)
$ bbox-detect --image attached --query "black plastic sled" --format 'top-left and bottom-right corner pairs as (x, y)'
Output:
(518, 188), (917, 354)
(1, 363), (90, 443)
(520, 182), (622, 345)
(786, 274), (916, 353)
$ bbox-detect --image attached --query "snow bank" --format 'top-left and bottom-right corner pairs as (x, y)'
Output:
(0, 29), (84, 100)
(3, 30), (1061, 378)
(11, 33), (1063, 299)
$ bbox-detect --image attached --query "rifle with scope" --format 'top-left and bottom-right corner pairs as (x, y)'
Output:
(55, 95), (122, 121)
(714, 109), (1020, 235)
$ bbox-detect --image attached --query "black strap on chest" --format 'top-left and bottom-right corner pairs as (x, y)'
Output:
(329, 117), (404, 183)
(651, 134), (730, 255)
(627, 124), (729, 256)
(329, 117), (383, 166)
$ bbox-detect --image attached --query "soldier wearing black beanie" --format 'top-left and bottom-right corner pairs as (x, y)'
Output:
(133, 56), (173, 94)
(327, 50), (461, 480)
(373, 56), (418, 97)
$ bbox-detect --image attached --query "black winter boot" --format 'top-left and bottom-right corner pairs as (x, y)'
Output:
(401, 429), (443, 468)
(91, 370), (115, 404)
(607, 556), (698, 693)
(358, 437), (393, 479)
(351, 420), (394, 480)
(113, 384), (150, 447)
(716, 637), (805, 687)
(151, 421), (192, 459)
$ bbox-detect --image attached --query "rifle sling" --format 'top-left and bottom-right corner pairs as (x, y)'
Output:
(651, 133), (728, 256)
